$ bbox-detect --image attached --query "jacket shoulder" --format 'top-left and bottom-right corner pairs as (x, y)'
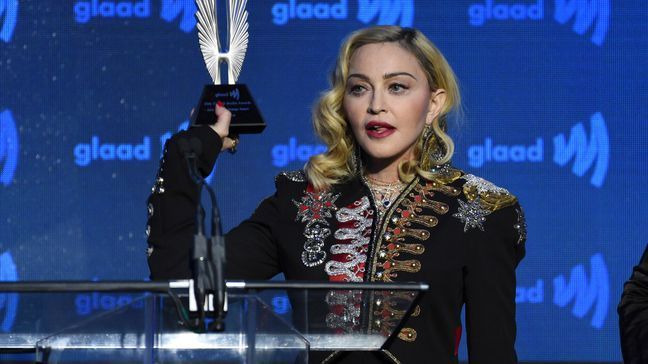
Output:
(274, 170), (308, 195)
(454, 173), (518, 213)
(450, 172), (527, 250)
(275, 170), (307, 184)
(427, 164), (518, 212)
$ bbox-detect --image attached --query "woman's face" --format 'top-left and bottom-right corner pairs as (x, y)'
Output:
(343, 42), (444, 166)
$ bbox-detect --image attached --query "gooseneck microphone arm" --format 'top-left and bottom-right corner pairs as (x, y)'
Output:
(177, 136), (227, 332)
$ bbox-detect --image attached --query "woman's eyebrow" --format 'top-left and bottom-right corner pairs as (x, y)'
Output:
(384, 72), (417, 80)
(347, 72), (417, 81)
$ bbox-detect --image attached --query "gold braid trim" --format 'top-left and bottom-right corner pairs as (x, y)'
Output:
(428, 164), (464, 185)
(461, 174), (518, 212)
(398, 327), (418, 342)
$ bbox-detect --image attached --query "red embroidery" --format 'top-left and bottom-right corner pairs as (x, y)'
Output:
(293, 184), (340, 267)
(293, 184), (339, 228)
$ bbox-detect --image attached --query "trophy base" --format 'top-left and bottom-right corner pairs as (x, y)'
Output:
(191, 84), (266, 134)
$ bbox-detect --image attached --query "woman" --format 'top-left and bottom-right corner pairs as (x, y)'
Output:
(146, 26), (526, 363)
(618, 244), (648, 363)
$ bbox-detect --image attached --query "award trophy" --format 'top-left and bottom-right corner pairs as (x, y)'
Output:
(192, 0), (265, 134)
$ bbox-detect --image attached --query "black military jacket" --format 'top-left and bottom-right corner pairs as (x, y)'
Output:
(146, 125), (527, 363)
(618, 244), (648, 364)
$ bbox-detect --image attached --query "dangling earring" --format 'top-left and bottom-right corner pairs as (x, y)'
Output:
(349, 143), (363, 176)
(419, 121), (442, 171)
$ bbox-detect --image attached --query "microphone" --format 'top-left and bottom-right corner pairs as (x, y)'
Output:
(177, 135), (227, 332)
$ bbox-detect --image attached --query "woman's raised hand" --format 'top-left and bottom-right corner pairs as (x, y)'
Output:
(211, 101), (238, 152)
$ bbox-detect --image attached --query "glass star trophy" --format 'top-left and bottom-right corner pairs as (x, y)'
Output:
(191, 0), (265, 134)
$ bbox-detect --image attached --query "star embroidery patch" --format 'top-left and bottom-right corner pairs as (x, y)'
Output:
(293, 190), (339, 228)
(453, 198), (492, 232)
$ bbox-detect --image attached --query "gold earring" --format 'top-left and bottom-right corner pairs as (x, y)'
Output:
(420, 121), (445, 171)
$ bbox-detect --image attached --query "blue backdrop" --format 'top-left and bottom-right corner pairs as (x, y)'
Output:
(1, 0), (646, 361)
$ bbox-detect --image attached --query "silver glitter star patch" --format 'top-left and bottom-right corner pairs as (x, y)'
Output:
(453, 198), (492, 232)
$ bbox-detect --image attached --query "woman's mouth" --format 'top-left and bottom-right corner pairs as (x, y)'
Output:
(365, 121), (396, 138)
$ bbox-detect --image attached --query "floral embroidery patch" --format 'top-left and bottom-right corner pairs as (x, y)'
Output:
(293, 189), (339, 228)
(293, 187), (339, 267)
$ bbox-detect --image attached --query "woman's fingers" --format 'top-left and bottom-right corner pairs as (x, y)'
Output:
(211, 101), (232, 139)
(221, 136), (239, 152)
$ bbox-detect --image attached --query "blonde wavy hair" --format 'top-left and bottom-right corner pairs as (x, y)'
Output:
(305, 26), (461, 191)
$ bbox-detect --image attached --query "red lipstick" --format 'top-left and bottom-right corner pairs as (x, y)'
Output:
(365, 120), (396, 138)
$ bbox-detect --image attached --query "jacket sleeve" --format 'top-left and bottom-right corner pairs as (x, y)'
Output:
(223, 192), (282, 280)
(464, 202), (526, 364)
(618, 244), (648, 364)
(146, 125), (223, 280)
(146, 125), (282, 281)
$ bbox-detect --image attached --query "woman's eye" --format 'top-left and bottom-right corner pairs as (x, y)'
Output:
(348, 85), (366, 95)
(389, 83), (408, 93)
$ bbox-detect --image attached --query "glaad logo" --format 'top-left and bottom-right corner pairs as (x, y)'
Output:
(468, 138), (544, 168)
(554, 0), (610, 46)
(466, 112), (608, 188)
(553, 112), (608, 188)
(0, 251), (18, 332)
(271, 0), (413, 27)
(271, 137), (327, 167)
(72, 0), (199, 34)
(160, 0), (196, 33)
(553, 253), (609, 328)
(0, 0), (18, 43)
(468, 0), (544, 26)
(213, 89), (241, 102)
(74, 0), (151, 24)
(74, 136), (151, 167)
(468, 0), (610, 46)
(357, 0), (413, 27)
(0, 109), (19, 187)
(272, 0), (348, 25)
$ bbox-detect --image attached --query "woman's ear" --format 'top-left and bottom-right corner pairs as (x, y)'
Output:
(428, 89), (447, 123)
(426, 111), (434, 126)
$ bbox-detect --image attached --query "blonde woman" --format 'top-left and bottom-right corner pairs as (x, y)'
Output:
(147, 26), (526, 363)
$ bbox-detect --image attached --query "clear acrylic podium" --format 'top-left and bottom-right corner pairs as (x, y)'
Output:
(0, 280), (428, 363)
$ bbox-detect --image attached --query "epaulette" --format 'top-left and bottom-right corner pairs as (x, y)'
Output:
(275, 170), (307, 184)
(460, 174), (517, 212)
(428, 164), (463, 184)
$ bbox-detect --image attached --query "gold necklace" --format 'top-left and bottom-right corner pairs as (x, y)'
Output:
(363, 175), (406, 219)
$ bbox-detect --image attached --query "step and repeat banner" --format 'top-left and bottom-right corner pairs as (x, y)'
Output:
(0, 0), (646, 361)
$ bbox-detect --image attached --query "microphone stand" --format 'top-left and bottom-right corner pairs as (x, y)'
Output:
(181, 137), (227, 332)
